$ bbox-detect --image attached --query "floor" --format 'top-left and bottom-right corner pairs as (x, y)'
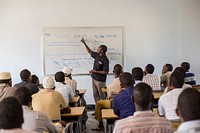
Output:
(83, 111), (104, 133)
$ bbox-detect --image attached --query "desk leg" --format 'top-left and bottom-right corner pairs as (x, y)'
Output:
(103, 119), (107, 133)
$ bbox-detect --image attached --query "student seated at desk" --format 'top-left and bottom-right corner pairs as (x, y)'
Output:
(32, 76), (67, 121)
(113, 83), (172, 133)
(0, 72), (15, 102)
(14, 69), (39, 95)
(175, 88), (200, 133)
(160, 64), (173, 89)
(181, 62), (196, 85)
(132, 67), (143, 86)
(113, 72), (135, 119)
(158, 71), (184, 120)
(54, 71), (75, 104)
(0, 97), (37, 133)
(94, 64), (122, 129)
(142, 64), (160, 90)
(14, 86), (59, 133)
(163, 67), (191, 94)
(63, 67), (77, 93)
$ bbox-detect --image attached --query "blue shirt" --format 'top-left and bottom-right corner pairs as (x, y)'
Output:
(113, 86), (135, 119)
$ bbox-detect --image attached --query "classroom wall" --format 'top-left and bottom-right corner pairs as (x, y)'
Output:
(1, 0), (200, 104)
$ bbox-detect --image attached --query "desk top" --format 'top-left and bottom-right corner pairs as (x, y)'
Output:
(102, 88), (107, 93)
(69, 96), (80, 103)
(102, 109), (119, 119)
(77, 89), (86, 95)
(61, 106), (85, 117)
(153, 90), (164, 99)
(192, 84), (200, 91)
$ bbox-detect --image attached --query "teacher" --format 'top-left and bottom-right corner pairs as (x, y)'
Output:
(81, 37), (109, 103)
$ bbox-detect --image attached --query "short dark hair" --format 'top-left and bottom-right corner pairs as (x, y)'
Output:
(31, 75), (39, 84)
(165, 64), (173, 71)
(113, 64), (123, 76)
(178, 88), (200, 121)
(145, 64), (154, 74)
(119, 72), (134, 87)
(20, 69), (31, 81)
(14, 86), (32, 106)
(134, 82), (153, 110)
(99, 45), (107, 53)
(169, 71), (184, 88)
(181, 62), (190, 71)
(0, 79), (11, 84)
(174, 67), (186, 76)
(55, 71), (65, 82)
(132, 67), (143, 80)
(0, 97), (24, 129)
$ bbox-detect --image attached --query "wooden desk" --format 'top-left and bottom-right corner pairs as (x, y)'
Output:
(77, 89), (87, 106)
(102, 109), (119, 119)
(153, 90), (164, 99)
(61, 106), (85, 117)
(102, 109), (119, 133)
(102, 88), (107, 93)
(192, 84), (200, 91)
(69, 96), (80, 107)
(61, 107), (85, 133)
(77, 89), (86, 95)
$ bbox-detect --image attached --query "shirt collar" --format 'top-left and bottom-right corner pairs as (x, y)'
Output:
(133, 110), (153, 116)
(177, 119), (200, 132)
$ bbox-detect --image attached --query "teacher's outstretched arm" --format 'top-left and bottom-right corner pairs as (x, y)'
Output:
(80, 37), (92, 54)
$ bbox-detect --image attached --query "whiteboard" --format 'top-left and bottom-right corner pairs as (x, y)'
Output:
(43, 27), (123, 75)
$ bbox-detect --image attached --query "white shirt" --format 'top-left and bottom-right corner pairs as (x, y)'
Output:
(158, 88), (183, 120)
(175, 120), (200, 133)
(55, 82), (74, 103)
(0, 128), (37, 133)
(107, 77), (121, 98)
(22, 106), (58, 133)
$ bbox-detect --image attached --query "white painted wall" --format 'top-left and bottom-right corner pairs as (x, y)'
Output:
(1, 0), (200, 104)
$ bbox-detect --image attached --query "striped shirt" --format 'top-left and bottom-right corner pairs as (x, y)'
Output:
(113, 111), (172, 133)
(143, 74), (160, 90)
(185, 71), (196, 85)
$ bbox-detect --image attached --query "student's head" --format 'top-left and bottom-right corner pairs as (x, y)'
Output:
(63, 67), (72, 77)
(0, 97), (24, 129)
(43, 76), (55, 89)
(132, 67), (143, 81)
(98, 45), (107, 54)
(169, 71), (184, 88)
(113, 64), (123, 76)
(31, 74), (39, 86)
(145, 64), (154, 74)
(162, 64), (173, 74)
(119, 72), (134, 88)
(14, 86), (32, 106)
(133, 82), (153, 111)
(0, 72), (12, 86)
(176, 88), (200, 122)
(174, 67), (186, 76)
(55, 71), (65, 83)
(181, 62), (190, 71)
(20, 69), (31, 82)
